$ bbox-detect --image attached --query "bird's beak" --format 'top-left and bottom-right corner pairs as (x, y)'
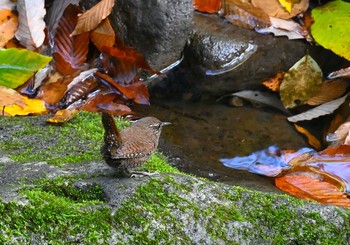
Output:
(161, 122), (171, 126)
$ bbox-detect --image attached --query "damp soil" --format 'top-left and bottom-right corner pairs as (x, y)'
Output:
(133, 97), (309, 193)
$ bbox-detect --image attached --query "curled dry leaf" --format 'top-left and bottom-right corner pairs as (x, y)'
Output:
(53, 5), (89, 75)
(90, 18), (115, 51)
(15, 0), (46, 50)
(46, 108), (78, 124)
(307, 79), (348, 106)
(328, 66), (350, 80)
(256, 17), (305, 40)
(0, 9), (18, 48)
(70, 0), (115, 36)
(220, 0), (271, 30)
(287, 94), (348, 123)
(294, 124), (322, 150)
(0, 85), (26, 108)
(326, 121), (350, 146)
(280, 54), (323, 109)
(252, 0), (308, 19)
(193, 0), (222, 13)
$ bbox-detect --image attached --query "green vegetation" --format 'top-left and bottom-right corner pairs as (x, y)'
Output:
(0, 111), (128, 165)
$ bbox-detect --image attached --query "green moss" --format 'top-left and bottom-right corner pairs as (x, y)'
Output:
(0, 111), (128, 165)
(141, 152), (180, 174)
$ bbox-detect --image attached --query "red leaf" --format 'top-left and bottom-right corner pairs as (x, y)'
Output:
(96, 72), (150, 105)
(193, 0), (222, 13)
(100, 46), (159, 84)
(53, 5), (89, 75)
(275, 175), (350, 208)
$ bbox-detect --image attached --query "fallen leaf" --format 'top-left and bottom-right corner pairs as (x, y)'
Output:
(46, 0), (80, 36)
(280, 54), (323, 109)
(96, 72), (150, 105)
(0, 85), (26, 107)
(328, 66), (350, 80)
(307, 79), (348, 106)
(311, 1), (350, 61)
(0, 48), (52, 89)
(15, 0), (46, 50)
(252, 0), (308, 19)
(287, 94), (348, 122)
(256, 17), (306, 39)
(46, 108), (78, 124)
(275, 175), (350, 208)
(262, 72), (285, 92)
(53, 5), (89, 75)
(0, 9), (18, 48)
(70, 0), (115, 36)
(326, 121), (350, 146)
(193, 0), (222, 13)
(3, 96), (47, 116)
(90, 18), (115, 51)
(294, 124), (322, 150)
(220, 0), (271, 30)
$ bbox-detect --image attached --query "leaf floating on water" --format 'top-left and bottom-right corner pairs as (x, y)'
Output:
(280, 54), (323, 109)
(275, 175), (350, 208)
(311, 1), (350, 61)
(307, 79), (348, 106)
(287, 94), (348, 123)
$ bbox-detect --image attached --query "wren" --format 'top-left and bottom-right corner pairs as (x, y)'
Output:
(101, 112), (170, 177)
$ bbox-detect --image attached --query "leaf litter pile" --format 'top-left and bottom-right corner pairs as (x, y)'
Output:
(1, 0), (350, 207)
(192, 0), (350, 208)
(0, 0), (158, 122)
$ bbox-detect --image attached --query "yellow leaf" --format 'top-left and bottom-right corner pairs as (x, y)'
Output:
(278, 0), (293, 13)
(46, 109), (78, 124)
(4, 96), (47, 116)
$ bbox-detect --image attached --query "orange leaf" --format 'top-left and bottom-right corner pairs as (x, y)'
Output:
(221, 0), (270, 30)
(3, 96), (47, 116)
(96, 72), (150, 105)
(294, 124), (322, 150)
(262, 72), (285, 92)
(0, 9), (18, 48)
(307, 79), (348, 106)
(193, 0), (222, 14)
(53, 5), (89, 75)
(36, 74), (72, 105)
(70, 0), (115, 36)
(90, 18), (115, 51)
(0, 85), (26, 108)
(46, 108), (78, 124)
(275, 175), (350, 208)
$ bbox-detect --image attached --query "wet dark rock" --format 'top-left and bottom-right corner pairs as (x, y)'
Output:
(160, 12), (347, 98)
(82, 0), (193, 71)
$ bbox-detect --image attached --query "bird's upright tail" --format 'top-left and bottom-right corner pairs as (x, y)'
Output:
(101, 112), (122, 148)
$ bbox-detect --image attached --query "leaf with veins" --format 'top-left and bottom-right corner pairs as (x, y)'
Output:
(15, 0), (46, 50)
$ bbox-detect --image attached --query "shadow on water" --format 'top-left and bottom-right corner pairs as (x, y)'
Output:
(134, 98), (309, 193)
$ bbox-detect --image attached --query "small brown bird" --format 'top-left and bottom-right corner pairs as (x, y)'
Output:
(101, 112), (170, 177)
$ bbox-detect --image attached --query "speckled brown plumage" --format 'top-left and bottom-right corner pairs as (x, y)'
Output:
(101, 113), (169, 176)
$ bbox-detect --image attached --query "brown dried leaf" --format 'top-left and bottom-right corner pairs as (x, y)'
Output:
(328, 66), (350, 79)
(90, 18), (115, 51)
(0, 85), (26, 107)
(15, 0), (46, 50)
(307, 79), (348, 106)
(36, 74), (72, 105)
(221, 0), (271, 30)
(70, 0), (115, 36)
(275, 175), (350, 208)
(0, 9), (18, 48)
(53, 5), (89, 75)
(252, 0), (308, 19)
(294, 124), (322, 150)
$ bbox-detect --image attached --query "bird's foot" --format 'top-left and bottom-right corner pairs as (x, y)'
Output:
(130, 171), (159, 178)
